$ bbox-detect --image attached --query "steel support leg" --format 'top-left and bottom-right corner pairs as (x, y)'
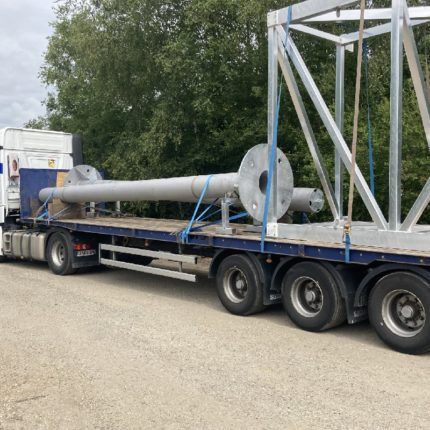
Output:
(216, 198), (235, 235)
(398, 4), (430, 231)
(267, 26), (279, 224)
(335, 44), (346, 220)
(389, 0), (404, 231)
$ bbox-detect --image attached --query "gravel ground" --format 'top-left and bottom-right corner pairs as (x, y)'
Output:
(0, 259), (429, 430)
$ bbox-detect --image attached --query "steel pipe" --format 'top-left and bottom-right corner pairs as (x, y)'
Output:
(40, 173), (239, 205)
(39, 144), (325, 221)
(289, 188), (324, 213)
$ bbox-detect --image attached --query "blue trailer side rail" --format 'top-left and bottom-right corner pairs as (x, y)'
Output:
(20, 216), (430, 268)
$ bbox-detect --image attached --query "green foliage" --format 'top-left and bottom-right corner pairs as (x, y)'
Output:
(24, 116), (48, 130)
(34, 0), (430, 223)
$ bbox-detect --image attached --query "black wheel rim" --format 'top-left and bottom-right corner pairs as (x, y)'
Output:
(290, 276), (324, 318)
(223, 267), (248, 304)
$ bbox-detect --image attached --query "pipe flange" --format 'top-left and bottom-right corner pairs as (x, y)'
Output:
(63, 165), (103, 186)
(238, 144), (294, 222)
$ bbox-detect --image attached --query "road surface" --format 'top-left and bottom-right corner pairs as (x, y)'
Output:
(0, 260), (429, 429)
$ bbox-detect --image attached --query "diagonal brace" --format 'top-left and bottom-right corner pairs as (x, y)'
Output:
(276, 25), (388, 230)
(401, 178), (430, 232)
(277, 46), (340, 220)
(403, 4), (430, 151)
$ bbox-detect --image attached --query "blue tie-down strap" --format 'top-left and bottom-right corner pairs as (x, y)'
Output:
(180, 175), (213, 244)
(363, 40), (375, 197)
(344, 230), (351, 263)
(195, 201), (221, 223)
(260, 6), (292, 254)
(36, 189), (55, 221)
(190, 211), (249, 233)
(261, 87), (282, 253)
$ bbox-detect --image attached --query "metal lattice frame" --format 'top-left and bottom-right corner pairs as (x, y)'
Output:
(267, 0), (430, 234)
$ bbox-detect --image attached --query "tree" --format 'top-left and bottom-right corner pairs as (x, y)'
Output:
(24, 116), (48, 130)
(34, 0), (430, 223)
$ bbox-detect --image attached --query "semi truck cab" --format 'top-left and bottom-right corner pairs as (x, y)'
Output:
(0, 128), (80, 255)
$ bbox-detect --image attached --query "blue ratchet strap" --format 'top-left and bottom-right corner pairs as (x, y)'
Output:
(363, 40), (375, 196)
(344, 225), (351, 263)
(181, 175), (213, 243)
(260, 6), (292, 253)
(196, 199), (219, 222)
(300, 212), (310, 224)
(197, 207), (222, 223)
(190, 211), (249, 232)
(260, 88), (282, 253)
(37, 189), (55, 221)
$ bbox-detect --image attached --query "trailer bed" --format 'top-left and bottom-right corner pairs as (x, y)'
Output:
(25, 216), (430, 267)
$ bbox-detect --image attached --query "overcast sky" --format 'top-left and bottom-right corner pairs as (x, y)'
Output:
(0, 0), (55, 128)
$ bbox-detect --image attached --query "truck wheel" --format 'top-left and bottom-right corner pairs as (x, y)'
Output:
(47, 232), (77, 276)
(216, 254), (264, 316)
(282, 261), (346, 331)
(369, 272), (430, 354)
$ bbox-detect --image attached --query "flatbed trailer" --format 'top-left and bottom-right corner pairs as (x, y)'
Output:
(6, 212), (428, 355)
(2, 0), (430, 355)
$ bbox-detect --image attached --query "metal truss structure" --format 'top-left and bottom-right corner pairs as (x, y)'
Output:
(266, 0), (430, 253)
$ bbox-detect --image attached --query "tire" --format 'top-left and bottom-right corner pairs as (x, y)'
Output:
(282, 261), (346, 331)
(216, 254), (264, 316)
(369, 272), (430, 355)
(46, 232), (77, 276)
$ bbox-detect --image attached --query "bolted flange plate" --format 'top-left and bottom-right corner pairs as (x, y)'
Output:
(63, 165), (103, 187)
(238, 144), (294, 222)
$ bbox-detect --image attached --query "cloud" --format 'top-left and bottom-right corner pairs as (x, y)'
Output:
(0, 0), (55, 128)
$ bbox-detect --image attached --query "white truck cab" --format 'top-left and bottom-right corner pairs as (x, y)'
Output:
(0, 128), (79, 255)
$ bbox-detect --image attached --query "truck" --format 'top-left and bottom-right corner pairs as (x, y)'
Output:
(1, 0), (430, 355)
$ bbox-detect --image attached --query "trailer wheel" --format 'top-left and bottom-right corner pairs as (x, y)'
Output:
(282, 261), (346, 331)
(369, 272), (430, 354)
(47, 232), (77, 276)
(216, 254), (264, 316)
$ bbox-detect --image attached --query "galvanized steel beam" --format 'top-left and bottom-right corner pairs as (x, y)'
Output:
(401, 178), (430, 232)
(304, 6), (430, 23)
(402, 7), (430, 151)
(389, 0), (404, 231)
(277, 43), (339, 220)
(267, 26), (279, 224)
(268, 0), (359, 27)
(335, 44), (346, 220)
(277, 26), (388, 230)
(341, 19), (429, 45)
(289, 24), (343, 45)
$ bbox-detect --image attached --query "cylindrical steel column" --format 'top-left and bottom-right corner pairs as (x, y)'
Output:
(39, 144), (325, 221)
(289, 188), (324, 213)
(40, 173), (239, 205)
